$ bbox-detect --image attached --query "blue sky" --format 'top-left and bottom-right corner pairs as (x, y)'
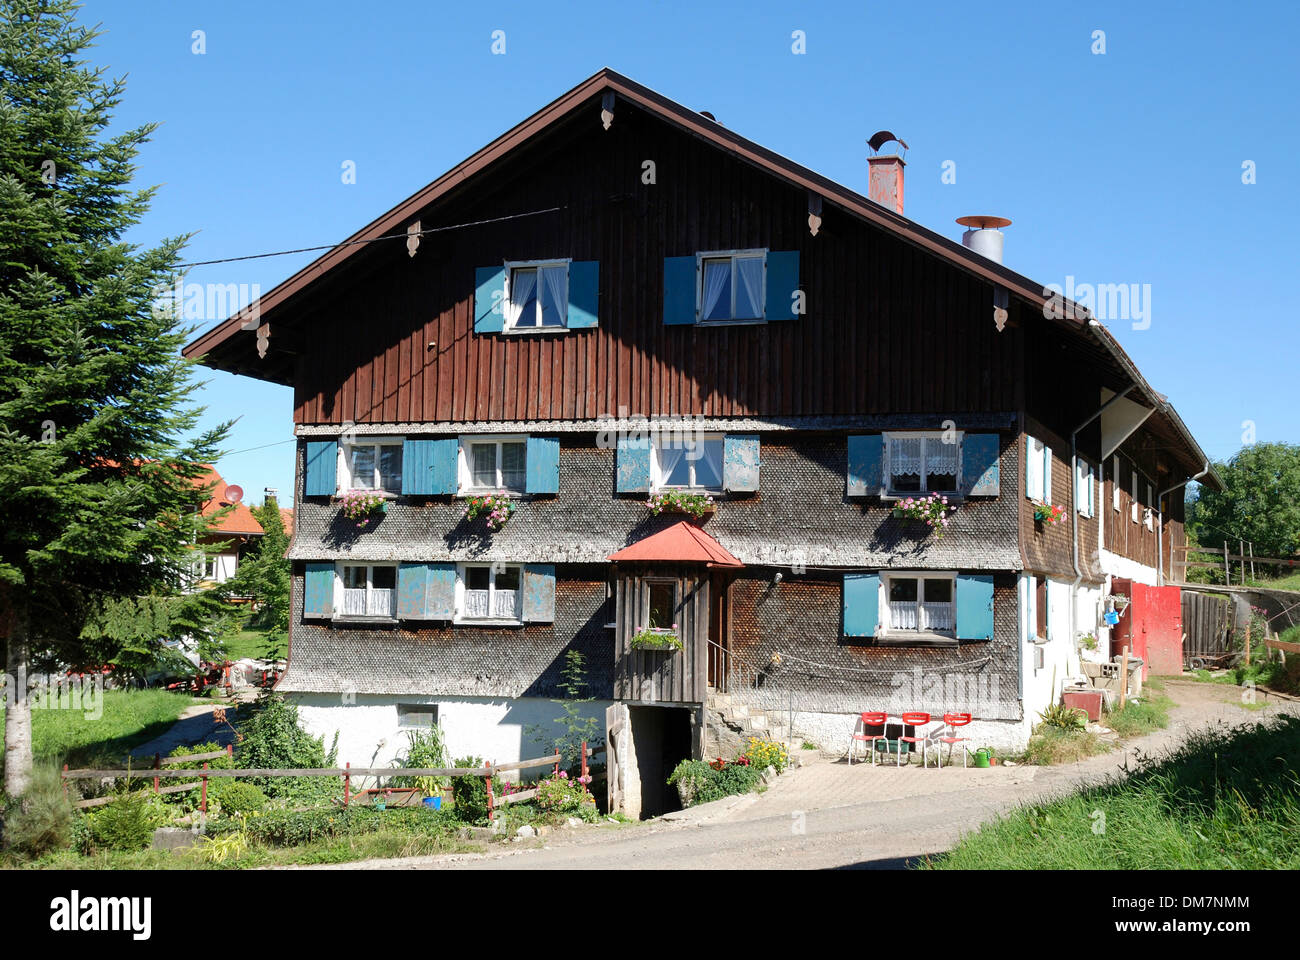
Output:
(88, 0), (1300, 505)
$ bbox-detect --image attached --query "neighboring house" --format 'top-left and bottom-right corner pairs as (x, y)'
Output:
(183, 69), (1219, 813)
(189, 465), (264, 591)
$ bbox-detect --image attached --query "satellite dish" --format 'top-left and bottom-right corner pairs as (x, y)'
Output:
(225, 485), (244, 504)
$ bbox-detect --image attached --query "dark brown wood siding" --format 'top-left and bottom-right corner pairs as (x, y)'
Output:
(613, 566), (709, 704)
(290, 105), (1018, 425)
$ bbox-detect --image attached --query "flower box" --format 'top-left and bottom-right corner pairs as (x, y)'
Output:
(1033, 502), (1066, 526)
(463, 492), (515, 532)
(646, 491), (716, 519)
(339, 490), (388, 529)
(630, 627), (682, 652)
(891, 493), (956, 538)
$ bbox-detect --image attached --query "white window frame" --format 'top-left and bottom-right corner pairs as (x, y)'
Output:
(1076, 459), (1095, 517)
(696, 249), (767, 324)
(503, 259), (570, 333)
(339, 437), (403, 495)
(458, 435), (528, 495)
(396, 703), (439, 731)
(879, 571), (958, 637)
(1112, 455), (1121, 511)
(333, 562), (398, 620)
(650, 432), (725, 493)
(1026, 436), (1052, 504)
(1145, 483), (1155, 530)
(1131, 469), (1140, 524)
(454, 563), (524, 624)
(883, 431), (964, 497)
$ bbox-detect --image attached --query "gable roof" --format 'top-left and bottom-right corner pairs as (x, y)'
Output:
(180, 67), (1218, 490)
(608, 521), (743, 567)
(195, 465), (264, 537)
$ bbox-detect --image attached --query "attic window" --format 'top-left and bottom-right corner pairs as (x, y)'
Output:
(699, 251), (765, 322)
(506, 261), (568, 331)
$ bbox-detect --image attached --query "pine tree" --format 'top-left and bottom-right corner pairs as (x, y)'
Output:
(0, 0), (228, 796)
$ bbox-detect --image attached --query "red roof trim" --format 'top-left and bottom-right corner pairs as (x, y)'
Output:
(607, 521), (743, 567)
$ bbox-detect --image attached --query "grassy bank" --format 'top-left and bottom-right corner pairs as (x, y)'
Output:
(0, 688), (196, 773)
(924, 714), (1300, 869)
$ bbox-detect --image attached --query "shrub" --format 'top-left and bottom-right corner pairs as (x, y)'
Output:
(235, 693), (338, 803)
(207, 804), (456, 847)
(667, 758), (762, 808)
(389, 727), (450, 796)
(83, 786), (169, 852)
(1037, 703), (1088, 732)
(451, 756), (491, 823)
(536, 771), (595, 815)
(210, 780), (268, 817)
(0, 764), (75, 859)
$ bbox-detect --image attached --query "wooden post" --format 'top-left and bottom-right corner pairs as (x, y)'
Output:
(200, 762), (209, 814)
(1240, 539), (1246, 585)
(553, 751), (560, 777)
(1224, 542), (1230, 584)
(1119, 650), (1130, 709)
(1249, 543), (1256, 582)
(1245, 617), (1252, 667)
(62, 763), (69, 798)
(343, 761), (350, 807)
(485, 760), (494, 821)
(581, 741), (588, 782)
(153, 754), (161, 795)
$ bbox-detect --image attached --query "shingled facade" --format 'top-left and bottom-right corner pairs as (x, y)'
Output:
(185, 69), (1219, 774)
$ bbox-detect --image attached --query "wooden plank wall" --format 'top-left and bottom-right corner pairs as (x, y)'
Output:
(1182, 591), (1233, 662)
(614, 566), (708, 703)
(291, 104), (1017, 425)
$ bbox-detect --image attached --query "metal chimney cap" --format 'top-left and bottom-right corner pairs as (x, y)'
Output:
(867, 130), (909, 154)
(956, 215), (1012, 230)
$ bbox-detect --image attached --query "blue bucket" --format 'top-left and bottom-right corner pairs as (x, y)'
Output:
(422, 796), (442, 810)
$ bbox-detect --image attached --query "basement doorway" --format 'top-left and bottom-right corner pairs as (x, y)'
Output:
(628, 704), (695, 819)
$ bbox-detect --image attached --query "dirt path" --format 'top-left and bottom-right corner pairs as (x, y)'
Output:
(128, 696), (251, 759)
(290, 678), (1300, 870)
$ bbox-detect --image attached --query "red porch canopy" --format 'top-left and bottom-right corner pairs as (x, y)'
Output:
(607, 521), (743, 568)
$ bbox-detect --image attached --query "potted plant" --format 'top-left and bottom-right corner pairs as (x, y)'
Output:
(1033, 502), (1066, 526)
(646, 490), (716, 519)
(1077, 633), (1098, 652)
(339, 489), (387, 529)
(463, 491), (515, 532)
(891, 493), (956, 538)
(630, 622), (682, 652)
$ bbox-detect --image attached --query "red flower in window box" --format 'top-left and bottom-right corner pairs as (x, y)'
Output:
(1033, 503), (1066, 526)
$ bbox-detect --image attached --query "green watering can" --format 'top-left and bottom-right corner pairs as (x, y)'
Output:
(970, 749), (992, 768)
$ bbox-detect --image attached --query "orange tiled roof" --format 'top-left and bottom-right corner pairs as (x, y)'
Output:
(607, 521), (742, 567)
(194, 465), (264, 536)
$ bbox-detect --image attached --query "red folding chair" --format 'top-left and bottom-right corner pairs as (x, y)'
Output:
(897, 712), (935, 767)
(935, 713), (973, 767)
(848, 711), (890, 765)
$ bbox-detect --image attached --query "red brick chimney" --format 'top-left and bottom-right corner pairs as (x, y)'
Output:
(867, 131), (908, 215)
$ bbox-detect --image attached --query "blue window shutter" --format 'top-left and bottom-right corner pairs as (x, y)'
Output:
(526, 436), (560, 494)
(846, 435), (883, 497)
(961, 434), (1001, 496)
(567, 261), (599, 328)
(304, 441), (337, 497)
(402, 438), (458, 495)
(303, 563), (334, 618)
(722, 434), (760, 492)
(843, 573), (880, 638)
(956, 574), (995, 641)
(663, 256), (698, 325)
(397, 562), (455, 619)
(474, 266), (506, 333)
(521, 564), (556, 622)
(764, 250), (800, 321)
(616, 436), (651, 493)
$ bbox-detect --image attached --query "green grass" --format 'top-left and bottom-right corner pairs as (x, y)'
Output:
(1247, 571), (1300, 593)
(1106, 692), (1173, 738)
(0, 688), (197, 772)
(222, 627), (276, 661)
(1022, 727), (1109, 765)
(924, 714), (1300, 869)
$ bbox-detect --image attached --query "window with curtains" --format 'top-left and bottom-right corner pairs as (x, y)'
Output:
(883, 574), (956, 635)
(884, 432), (961, 495)
(456, 564), (522, 622)
(342, 439), (403, 493)
(651, 434), (724, 491)
(459, 437), (527, 493)
(339, 564), (397, 619)
(699, 251), (765, 322)
(505, 261), (568, 330)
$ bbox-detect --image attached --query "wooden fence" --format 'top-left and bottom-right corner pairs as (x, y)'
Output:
(1181, 590), (1234, 665)
(62, 742), (607, 821)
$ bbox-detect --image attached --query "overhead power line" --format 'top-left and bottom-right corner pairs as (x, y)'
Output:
(174, 205), (566, 269)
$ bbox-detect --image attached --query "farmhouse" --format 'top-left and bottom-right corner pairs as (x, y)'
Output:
(183, 69), (1218, 816)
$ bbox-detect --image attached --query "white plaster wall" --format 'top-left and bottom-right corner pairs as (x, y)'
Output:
(1098, 549), (1158, 586)
(793, 710), (1032, 755)
(291, 693), (612, 774)
(1075, 583), (1111, 663)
